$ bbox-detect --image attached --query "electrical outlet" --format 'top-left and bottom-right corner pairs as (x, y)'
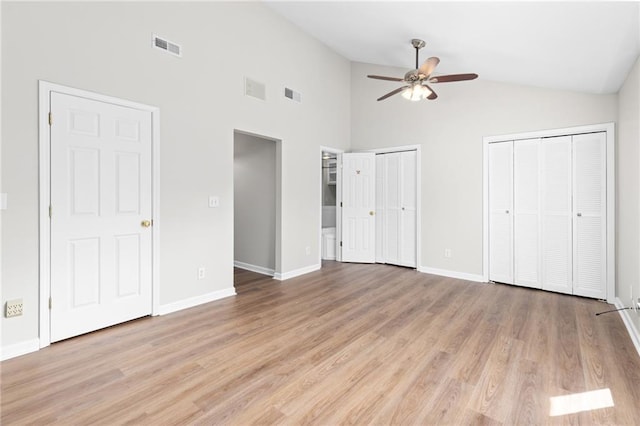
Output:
(5, 299), (23, 318)
(305, 246), (311, 255)
(197, 267), (205, 280)
(444, 249), (452, 258)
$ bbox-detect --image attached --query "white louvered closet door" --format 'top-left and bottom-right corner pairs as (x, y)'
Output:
(375, 155), (385, 263)
(375, 151), (417, 268)
(572, 132), (607, 299)
(541, 136), (573, 294)
(488, 141), (514, 284)
(399, 151), (417, 268)
(513, 139), (541, 289)
(384, 153), (402, 265)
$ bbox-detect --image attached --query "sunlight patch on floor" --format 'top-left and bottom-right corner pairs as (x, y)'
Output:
(549, 388), (614, 417)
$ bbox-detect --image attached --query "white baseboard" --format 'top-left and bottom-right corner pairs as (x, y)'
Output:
(418, 266), (486, 283)
(614, 298), (640, 358)
(274, 263), (321, 281)
(1, 338), (40, 361)
(158, 287), (236, 316)
(234, 260), (275, 277)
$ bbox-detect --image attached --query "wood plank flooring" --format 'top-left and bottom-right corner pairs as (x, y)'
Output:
(2, 261), (640, 425)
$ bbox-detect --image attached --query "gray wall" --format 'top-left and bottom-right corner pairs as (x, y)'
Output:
(351, 61), (618, 276)
(2, 1), (637, 353)
(617, 55), (640, 330)
(234, 132), (276, 272)
(1, 2), (350, 349)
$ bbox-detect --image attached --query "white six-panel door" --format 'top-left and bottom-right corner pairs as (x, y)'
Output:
(50, 92), (153, 342)
(341, 153), (376, 263)
(572, 132), (606, 299)
(488, 141), (514, 284)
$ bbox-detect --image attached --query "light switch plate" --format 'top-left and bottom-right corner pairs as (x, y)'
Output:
(208, 196), (220, 208)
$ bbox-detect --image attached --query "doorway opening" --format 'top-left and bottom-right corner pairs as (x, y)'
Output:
(320, 147), (343, 266)
(233, 130), (282, 281)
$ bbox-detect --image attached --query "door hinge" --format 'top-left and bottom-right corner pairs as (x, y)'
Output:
(49, 297), (52, 309)
(340, 202), (343, 207)
(48, 112), (53, 126)
(340, 241), (343, 247)
(49, 205), (52, 218)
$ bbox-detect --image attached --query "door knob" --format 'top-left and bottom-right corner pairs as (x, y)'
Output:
(505, 210), (509, 214)
(369, 211), (375, 216)
(577, 213), (582, 217)
(141, 220), (151, 228)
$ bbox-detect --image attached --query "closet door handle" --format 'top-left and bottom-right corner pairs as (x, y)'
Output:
(577, 212), (582, 217)
(505, 210), (509, 214)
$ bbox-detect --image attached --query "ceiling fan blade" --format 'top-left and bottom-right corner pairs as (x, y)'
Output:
(429, 73), (478, 83)
(425, 84), (438, 100)
(418, 57), (440, 77)
(367, 75), (404, 82)
(377, 86), (409, 101)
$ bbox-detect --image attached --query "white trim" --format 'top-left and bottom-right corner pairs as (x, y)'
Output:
(274, 263), (321, 281)
(614, 298), (640, 358)
(366, 144), (422, 154)
(38, 81), (161, 348)
(482, 122), (615, 302)
(418, 266), (486, 283)
(157, 288), (236, 316)
(234, 260), (275, 276)
(483, 123), (615, 144)
(1, 339), (40, 361)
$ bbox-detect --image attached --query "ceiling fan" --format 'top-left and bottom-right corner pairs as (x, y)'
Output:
(368, 39), (478, 101)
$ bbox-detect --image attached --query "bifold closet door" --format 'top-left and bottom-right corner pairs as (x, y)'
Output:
(375, 155), (385, 263)
(375, 151), (417, 268)
(572, 132), (606, 299)
(383, 153), (401, 265)
(540, 136), (573, 294)
(513, 139), (541, 289)
(488, 141), (513, 284)
(399, 151), (417, 267)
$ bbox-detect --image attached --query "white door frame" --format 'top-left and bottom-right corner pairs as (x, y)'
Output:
(38, 81), (161, 348)
(234, 129), (283, 278)
(482, 122), (615, 303)
(319, 146), (344, 264)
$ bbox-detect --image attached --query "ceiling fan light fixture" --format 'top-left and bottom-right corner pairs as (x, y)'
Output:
(402, 84), (431, 101)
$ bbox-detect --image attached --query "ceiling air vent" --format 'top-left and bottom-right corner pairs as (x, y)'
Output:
(152, 34), (182, 57)
(284, 87), (301, 103)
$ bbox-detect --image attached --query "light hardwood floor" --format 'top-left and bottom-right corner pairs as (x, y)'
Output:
(2, 261), (640, 425)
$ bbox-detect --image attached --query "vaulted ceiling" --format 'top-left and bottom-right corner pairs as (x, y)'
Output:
(265, 1), (640, 94)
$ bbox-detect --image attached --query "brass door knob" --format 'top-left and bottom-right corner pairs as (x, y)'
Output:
(369, 211), (375, 216)
(141, 220), (151, 228)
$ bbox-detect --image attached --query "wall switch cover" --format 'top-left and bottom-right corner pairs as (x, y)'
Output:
(208, 196), (220, 208)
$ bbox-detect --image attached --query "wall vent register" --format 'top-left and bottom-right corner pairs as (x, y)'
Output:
(152, 34), (182, 57)
(245, 78), (266, 101)
(284, 87), (301, 102)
